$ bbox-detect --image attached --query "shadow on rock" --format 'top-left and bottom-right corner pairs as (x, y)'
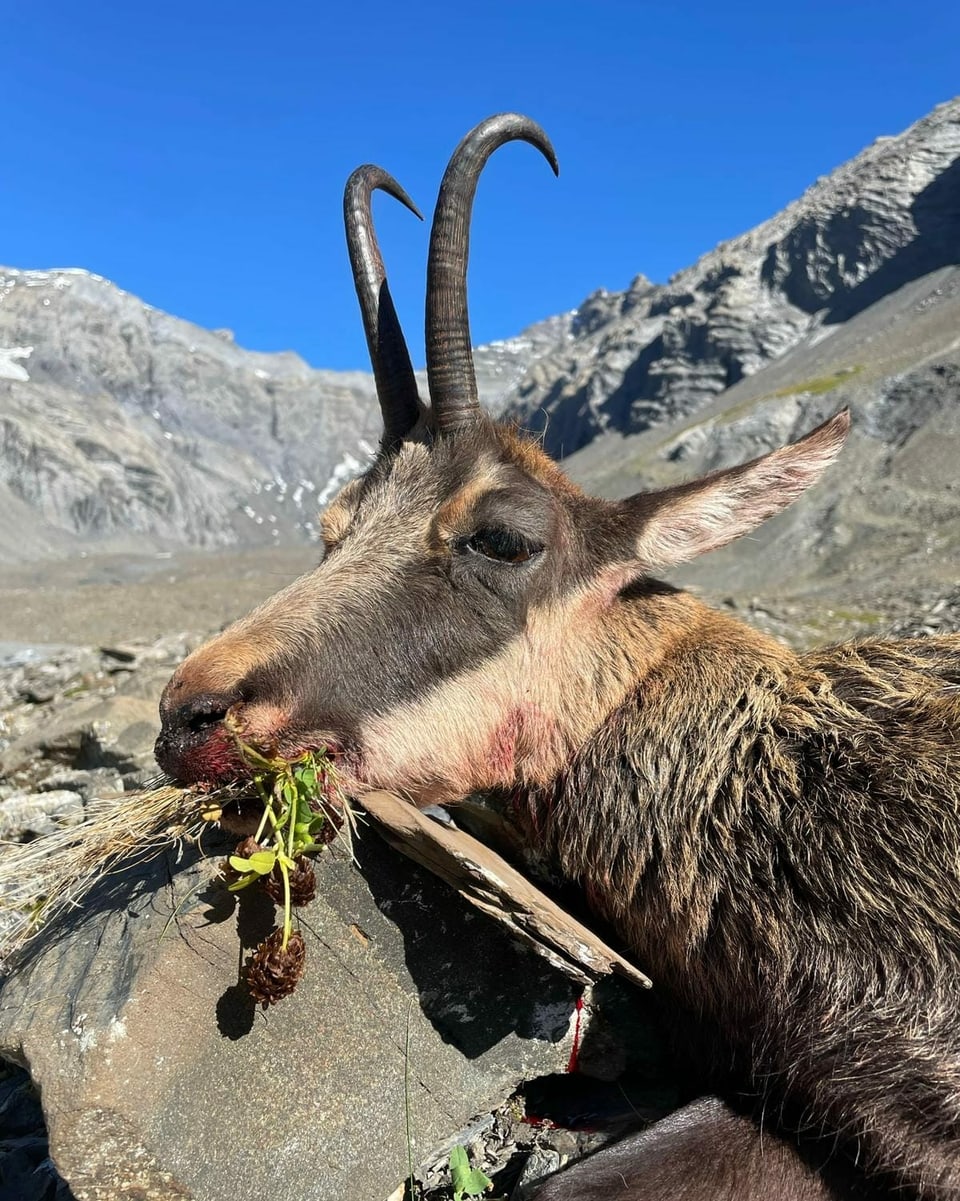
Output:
(212, 887), (276, 1040)
(0, 1062), (78, 1201)
(773, 155), (960, 326)
(3, 837), (214, 985)
(343, 826), (582, 1060)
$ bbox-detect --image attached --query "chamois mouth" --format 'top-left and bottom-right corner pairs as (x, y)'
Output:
(207, 738), (360, 837)
(153, 725), (240, 788)
(154, 698), (360, 796)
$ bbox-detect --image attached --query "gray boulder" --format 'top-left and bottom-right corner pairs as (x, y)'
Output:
(0, 823), (587, 1201)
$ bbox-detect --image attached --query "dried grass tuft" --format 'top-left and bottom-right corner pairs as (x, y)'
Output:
(0, 739), (355, 977)
(0, 781), (211, 966)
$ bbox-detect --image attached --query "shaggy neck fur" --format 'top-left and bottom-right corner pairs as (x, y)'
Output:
(524, 594), (960, 1198)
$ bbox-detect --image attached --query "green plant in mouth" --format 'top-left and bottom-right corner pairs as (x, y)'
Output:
(226, 748), (336, 943)
(0, 733), (344, 983)
(223, 721), (347, 1006)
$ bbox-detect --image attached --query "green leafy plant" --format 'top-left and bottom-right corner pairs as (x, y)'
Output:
(0, 731), (348, 989)
(448, 1146), (492, 1201)
(223, 721), (348, 1006)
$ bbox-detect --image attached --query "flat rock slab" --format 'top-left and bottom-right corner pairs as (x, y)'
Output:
(0, 824), (581, 1201)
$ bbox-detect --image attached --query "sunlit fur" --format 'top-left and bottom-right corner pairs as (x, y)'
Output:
(535, 1098), (833, 1201)
(531, 610), (960, 1198)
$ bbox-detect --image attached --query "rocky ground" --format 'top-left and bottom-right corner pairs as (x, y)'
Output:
(0, 636), (187, 1201)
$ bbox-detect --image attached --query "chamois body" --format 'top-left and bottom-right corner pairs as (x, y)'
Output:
(530, 602), (960, 1197)
(154, 115), (960, 1199)
(535, 1097), (834, 1200)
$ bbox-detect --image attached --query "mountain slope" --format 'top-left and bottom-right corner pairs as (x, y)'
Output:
(505, 98), (960, 460)
(0, 269), (568, 563)
(1, 96), (958, 593)
(0, 268), (379, 561)
(563, 260), (960, 614)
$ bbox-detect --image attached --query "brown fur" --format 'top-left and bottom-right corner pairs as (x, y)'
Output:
(535, 1098), (834, 1201)
(529, 604), (960, 1198)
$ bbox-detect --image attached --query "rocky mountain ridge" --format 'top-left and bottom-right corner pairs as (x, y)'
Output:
(0, 267), (569, 563)
(503, 98), (960, 457)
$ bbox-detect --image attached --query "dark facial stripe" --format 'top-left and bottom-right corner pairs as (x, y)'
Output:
(239, 544), (534, 747)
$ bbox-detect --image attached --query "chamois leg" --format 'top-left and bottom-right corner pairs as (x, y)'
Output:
(532, 1097), (836, 1201)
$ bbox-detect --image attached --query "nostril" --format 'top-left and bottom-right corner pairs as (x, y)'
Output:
(172, 692), (239, 738)
(155, 690), (246, 783)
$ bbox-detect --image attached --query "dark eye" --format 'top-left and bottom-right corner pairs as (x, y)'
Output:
(465, 527), (541, 564)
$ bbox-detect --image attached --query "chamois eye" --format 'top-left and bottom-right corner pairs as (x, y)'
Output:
(465, 528), (541, 563)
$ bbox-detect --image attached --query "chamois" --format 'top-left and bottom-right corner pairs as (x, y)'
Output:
(155, 114), (960, 1200)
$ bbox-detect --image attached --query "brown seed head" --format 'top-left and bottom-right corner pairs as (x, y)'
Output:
(262, 858), (317, 907)
(244, 929), (306, 1007)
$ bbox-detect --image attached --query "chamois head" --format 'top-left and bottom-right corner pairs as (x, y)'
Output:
(155, 113), (849, 806)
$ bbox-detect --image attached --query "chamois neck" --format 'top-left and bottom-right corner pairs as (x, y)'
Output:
(527, 602), (960, 1019)
(524, 592), (802, 975)
(617, 583), (797, 682)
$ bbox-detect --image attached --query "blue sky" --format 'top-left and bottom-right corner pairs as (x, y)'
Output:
(5, 2), (958, 371)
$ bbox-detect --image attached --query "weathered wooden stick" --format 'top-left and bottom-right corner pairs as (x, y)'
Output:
(359, 790), (652, 991)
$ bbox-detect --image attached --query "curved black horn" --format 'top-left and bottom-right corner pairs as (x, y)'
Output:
(426, 113), (558, 436)
(344, 165), (423, 446)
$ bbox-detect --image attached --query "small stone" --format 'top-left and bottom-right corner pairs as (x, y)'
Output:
(99, 645), (138, 664)
(511, 1147), (563, 1200)
(121, 768), (156, 791)
(16, 684), (56, 705)
(0, 790), (84, 840)
(37, 768), (124, 802)
(542, 1129), (581, 1158)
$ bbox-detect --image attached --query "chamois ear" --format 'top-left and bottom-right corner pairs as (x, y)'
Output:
(620, 410), (851, 570)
